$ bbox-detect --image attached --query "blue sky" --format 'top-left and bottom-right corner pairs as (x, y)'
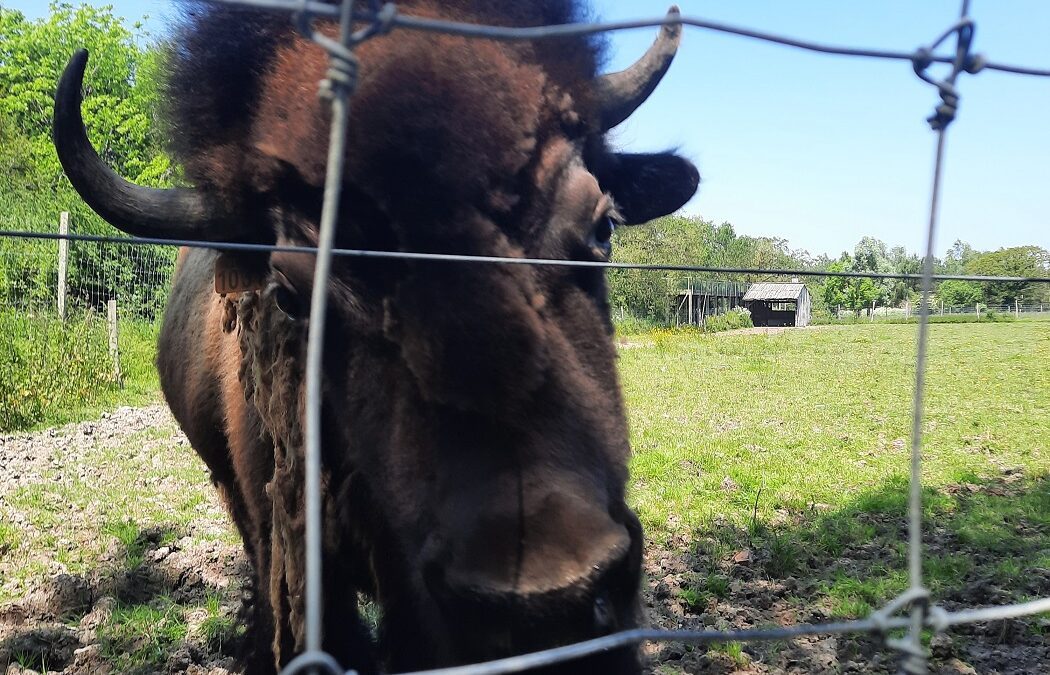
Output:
(5, 0), (1048, 258)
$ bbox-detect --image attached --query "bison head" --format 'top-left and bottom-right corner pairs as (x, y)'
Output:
(54, 3), (697, 672)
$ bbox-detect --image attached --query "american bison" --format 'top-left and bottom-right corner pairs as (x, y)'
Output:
(54, 1), (698, 672)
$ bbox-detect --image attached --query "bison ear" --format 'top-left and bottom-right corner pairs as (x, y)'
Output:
(601, 152), (699, 225)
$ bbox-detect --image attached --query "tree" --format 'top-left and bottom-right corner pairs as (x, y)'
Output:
(822, 252), (884, 315)
(0, 3), (169, 190)
(964, 246), (1049, 305)
(845, 236), (893, 306)
(607, 215), (817, 323)
(941, 239), (976, 275)
(885, 245), (921, 306)
(937, 279), (982, 307)
(0, 3), (175, 317)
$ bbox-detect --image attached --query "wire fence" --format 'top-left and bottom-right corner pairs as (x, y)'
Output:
(832, 302), (1050, 321)
(2, 0), (1050, 673)
(0, 217), (174, 320)
(0, 216), (174, 431)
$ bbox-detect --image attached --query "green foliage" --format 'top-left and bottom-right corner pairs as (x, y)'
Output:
(0, 309), (161, 431)
(608, 216), (816, 323)
(963, 245), (1050, 305)
(0, 2), (167, 189)
(821, 257), (883, 313)
(941, 239), (976, 275)
(0, 3), (176, 319)
(703, 307), (753, 333)
(613, 315), (664, 336)
(937, 279), (983, 307)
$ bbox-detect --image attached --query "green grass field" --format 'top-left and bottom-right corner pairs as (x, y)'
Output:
(1, 321), (1046, 672)
(621, 322), (1048, 536)
(620, 322), (1049, 630)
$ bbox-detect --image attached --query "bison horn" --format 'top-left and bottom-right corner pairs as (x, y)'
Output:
(594, 5), (683, 132)
(53, 50), (246, 242)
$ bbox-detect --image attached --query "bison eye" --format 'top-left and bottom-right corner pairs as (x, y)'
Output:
(267, 280), (305, 320)
(589, 214), (617, 259)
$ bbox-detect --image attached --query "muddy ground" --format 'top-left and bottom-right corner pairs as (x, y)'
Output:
(1, 407), (1046, 674)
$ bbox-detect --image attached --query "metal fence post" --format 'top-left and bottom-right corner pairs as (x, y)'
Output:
(58, 211), (69, 320)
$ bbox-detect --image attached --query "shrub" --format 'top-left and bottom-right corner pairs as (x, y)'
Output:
(704, 307), (753, 333)
(614, 314), (663, 336)
(0, 309), (160, 431)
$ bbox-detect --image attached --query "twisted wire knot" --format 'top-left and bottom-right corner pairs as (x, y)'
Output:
(910, 19), (984, 132)
(320, 50), (360, 101)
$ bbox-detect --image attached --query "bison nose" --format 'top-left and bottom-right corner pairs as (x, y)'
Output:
(421, 490), (641, 633)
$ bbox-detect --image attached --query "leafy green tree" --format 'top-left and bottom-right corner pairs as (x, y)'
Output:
(936, 280), (983, 307)
(964, 246), (1050, 305)
(887, 245), (921, 306)
(941, 239), (976, 275)
(0, 3), (169, 189)
(608, 216), (817, 323)
(822, 253), (883, 315)
(0, 3), (175, 317)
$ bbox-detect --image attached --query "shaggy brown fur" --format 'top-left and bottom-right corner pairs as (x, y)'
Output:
(65, 1), (700, 673)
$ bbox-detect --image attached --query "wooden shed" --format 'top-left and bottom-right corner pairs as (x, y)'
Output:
(742, 282), (812, 328)
(672, 280), (747, 326)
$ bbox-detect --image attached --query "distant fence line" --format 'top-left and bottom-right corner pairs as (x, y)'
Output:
(0, 213), (175, 430)
(834, 301), (1050, 320)
(0, 212), (175, 320)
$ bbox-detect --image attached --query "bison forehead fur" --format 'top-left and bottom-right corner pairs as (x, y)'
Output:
(53, 0), (700, 673)
(168, 0), (602, 220)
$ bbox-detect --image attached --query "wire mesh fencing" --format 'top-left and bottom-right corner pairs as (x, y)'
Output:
(252, 2), (1050, 673)
(0, 213), (174, 431)
(2, 0), (1050, 673)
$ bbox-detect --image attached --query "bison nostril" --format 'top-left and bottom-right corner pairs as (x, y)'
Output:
(593, 593), (613, 632)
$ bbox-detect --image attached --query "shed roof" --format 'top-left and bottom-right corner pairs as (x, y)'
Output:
(743, 283), (807, 302)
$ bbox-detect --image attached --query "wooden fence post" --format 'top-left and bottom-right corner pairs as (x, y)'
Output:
(58, 211), (69, 320)
(108, 298), (123, 388)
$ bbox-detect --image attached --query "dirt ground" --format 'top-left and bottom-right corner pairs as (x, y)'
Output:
(1, 408), (1046, 674)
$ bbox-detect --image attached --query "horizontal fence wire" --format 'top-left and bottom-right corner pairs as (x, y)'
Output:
(349, 599), (1050, 675)
(9, 0), (1049, 674)
(1, 229), (1047, 284)
(207, 0), (1050, 77)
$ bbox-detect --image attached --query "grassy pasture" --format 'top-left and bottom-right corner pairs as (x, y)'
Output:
(0, 321), (1046, 672)
(621, 322), (1048, 539)
(620, 321), (1049, 667)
